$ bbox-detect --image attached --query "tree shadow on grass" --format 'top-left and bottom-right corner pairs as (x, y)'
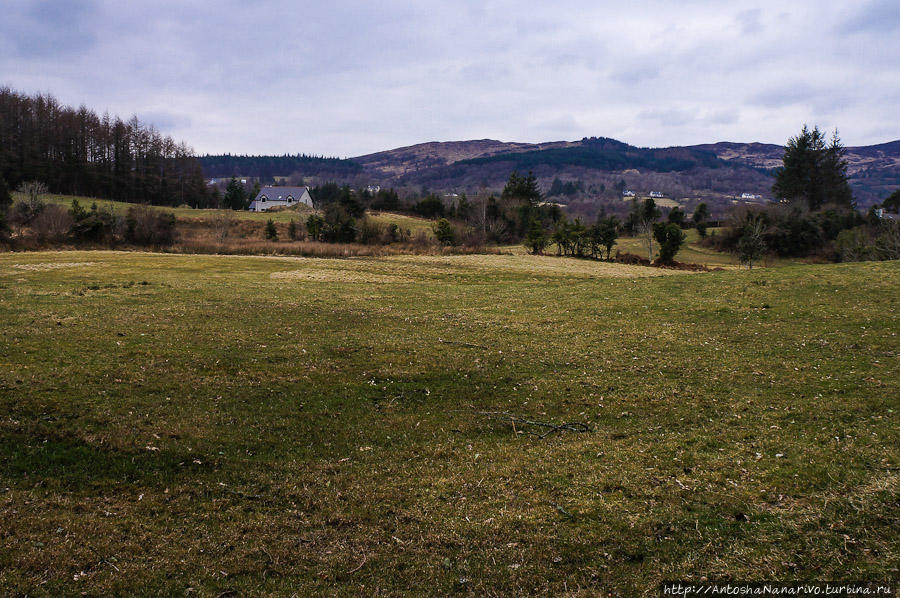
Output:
(0, 432), (205, 490)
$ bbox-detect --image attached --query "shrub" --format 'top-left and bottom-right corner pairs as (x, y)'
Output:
(836, 222), (900, 262)
(387, 223), (400, 243)
(322, 204), (356, 243)
(125, 205), (176, 246)
(414, 195), (445, 218)
(693, 203), (709, 238)
(70, 200), (119, 243)
(653, 222), (686, 264)
(17, 181), (47, 206)
(358, 218), (385, 245)
(31, 204), (73, 242)
(736, 214), (767, 269)
(306, 214), (325, 241)
(432, 218), (455, 246)
(523, 218), (548, 254)
(212, 211), (233, 241)
(265, 219), (278, 241)
(8, 197), (45, 230)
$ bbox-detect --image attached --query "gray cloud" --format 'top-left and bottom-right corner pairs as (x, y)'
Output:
(4, 0), (97, 58)
(837, 0), (900, 33)
(0, 0), (897, 155)
(735, 9), (763, 35)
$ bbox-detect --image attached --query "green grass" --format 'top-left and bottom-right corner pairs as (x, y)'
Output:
(35, 193), (764, 264)
(610, 229), (805, 268)
(34, 193), (432, 234)
(1, 251), (897, 595)
(367, 211), (435, 236)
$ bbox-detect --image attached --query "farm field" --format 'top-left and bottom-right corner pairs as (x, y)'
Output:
(35, 193), (752, 264)
(35, 193), (435, 235)
(31, 192), (761, 265)
(0, 251), (897, 595)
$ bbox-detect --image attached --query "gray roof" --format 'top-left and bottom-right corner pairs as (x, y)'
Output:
(254, 186), (310, 201)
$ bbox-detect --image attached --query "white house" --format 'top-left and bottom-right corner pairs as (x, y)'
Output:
(622, 190), (636, 198)
(649, 191), (665, 198)
(741, 193), (762, 200)
(248, 186), (314, 212)
(875, 208), (898, 221)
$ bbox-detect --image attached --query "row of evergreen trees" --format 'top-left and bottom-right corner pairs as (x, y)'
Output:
(0, 87), (210, 207)
(719, 126), (899, 265)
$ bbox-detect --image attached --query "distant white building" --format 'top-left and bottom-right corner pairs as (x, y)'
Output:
(366, 185), (381, 194)
(248, 186), (313, 212)
(741, 193), (762, 200)
(649, 191), (665, 198)
(875, 208), (899, 221)
(622, 190), (636, 198)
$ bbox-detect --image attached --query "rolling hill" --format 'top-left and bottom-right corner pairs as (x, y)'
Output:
(200, 137), (900, 208)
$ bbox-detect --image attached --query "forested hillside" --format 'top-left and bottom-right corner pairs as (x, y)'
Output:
(198, 154), (362, 182)
(0, 88), (209, 207)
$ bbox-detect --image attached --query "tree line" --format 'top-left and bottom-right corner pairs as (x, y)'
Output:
(457, 136), (730, 173)
(0, 87), (209, 208)
(199, 154), (362, 182)
(712, 126), (898, 266)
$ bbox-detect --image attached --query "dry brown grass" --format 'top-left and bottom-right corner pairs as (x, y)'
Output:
(0, 252), (897, 595)
(382, 253), (693, 279)
(9, 261), (97, 272)
(174, 238), (504, 258)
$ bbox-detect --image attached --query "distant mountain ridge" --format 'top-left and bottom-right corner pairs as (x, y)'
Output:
(200, 136), (900, 207)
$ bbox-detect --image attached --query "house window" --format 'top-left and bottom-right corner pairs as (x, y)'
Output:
(261, 196), (267, 202)
(287, 196), (293, 203)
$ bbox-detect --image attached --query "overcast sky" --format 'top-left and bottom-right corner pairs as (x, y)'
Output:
(2, 0), (898, 156)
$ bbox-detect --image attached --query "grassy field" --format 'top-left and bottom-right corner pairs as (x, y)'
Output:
(36, 192), (435, 235)
(34, 193), (311, 223)
(1, 251), (897, 595)
(34, 192), (754, 264)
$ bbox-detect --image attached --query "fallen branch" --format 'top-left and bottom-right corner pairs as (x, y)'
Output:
(549, 501), (574, 518)
(347, 554), (368, 574)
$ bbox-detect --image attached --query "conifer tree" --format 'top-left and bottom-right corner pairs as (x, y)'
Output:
(265, 219), (278, 240)
(773, 125), (853, 210)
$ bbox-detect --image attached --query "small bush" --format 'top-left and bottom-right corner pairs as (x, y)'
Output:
(8, 197), (45, 230)
(836, 222), (900, 262)
(31, 204), (73, 242)
(306, 214), (325, 241)
(433, 218), (455, 246)
(287, 219), (301, 240)
(125, 206), (176, 246)
(322, 204), (356, 243)
(653, 222), (686, 264)
(70, 201), (119, 243)
(265, 219), (278, 241)
(358, 218), (385, 245)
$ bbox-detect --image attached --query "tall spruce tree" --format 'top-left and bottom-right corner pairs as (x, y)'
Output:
(692, 202), (709, 237)
(224, 177), (247, 210)
(773, 125), (853, 210)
